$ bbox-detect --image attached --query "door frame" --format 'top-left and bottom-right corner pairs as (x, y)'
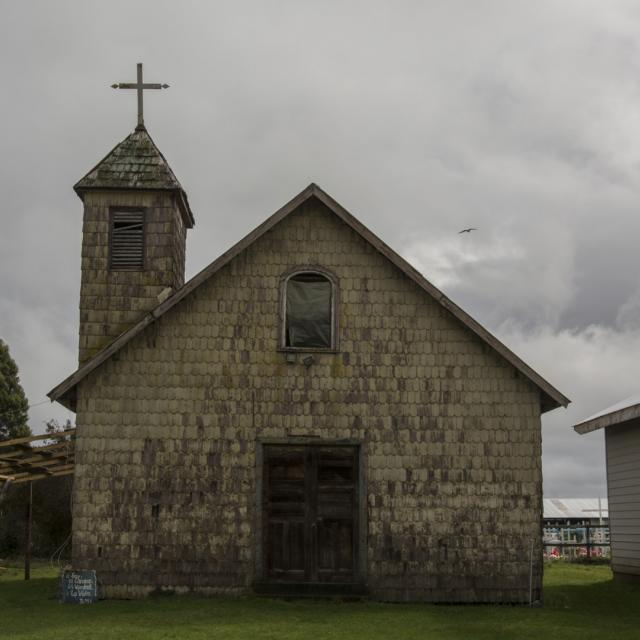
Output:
(254, 438), (367, 584)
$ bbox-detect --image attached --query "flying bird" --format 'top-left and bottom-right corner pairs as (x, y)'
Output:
(458, 228), (477, 234)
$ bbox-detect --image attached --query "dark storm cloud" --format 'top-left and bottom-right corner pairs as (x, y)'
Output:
(2, 0), (640, 496)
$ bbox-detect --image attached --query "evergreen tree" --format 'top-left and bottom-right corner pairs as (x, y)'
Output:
(0, 338), (31, 440)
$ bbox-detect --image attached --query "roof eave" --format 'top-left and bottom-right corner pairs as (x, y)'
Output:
(310, 186), (570, 413)
(73, 185), (195, 229)
(573, 403), (640, 434)
(542, 393), (566, 414)
(48, 312), (157, 408)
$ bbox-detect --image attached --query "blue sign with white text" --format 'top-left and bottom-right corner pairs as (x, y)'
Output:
(59, 570), (98, 604)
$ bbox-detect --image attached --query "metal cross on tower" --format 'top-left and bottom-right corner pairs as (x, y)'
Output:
(111, 63), (169, 130)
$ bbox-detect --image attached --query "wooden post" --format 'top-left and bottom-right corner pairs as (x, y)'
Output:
(24, 481), (32, 580)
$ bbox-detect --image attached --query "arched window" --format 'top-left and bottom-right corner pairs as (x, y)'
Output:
(282, 269), (337, 350)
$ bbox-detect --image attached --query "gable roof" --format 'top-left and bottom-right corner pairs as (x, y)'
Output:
(48, 183), (570, 412)
(573, 394), (640, 434)
(74, 126), (195, 227)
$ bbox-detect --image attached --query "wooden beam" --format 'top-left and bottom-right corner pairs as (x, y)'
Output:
(0, 462), (72, 475)
(11, 460), (75, 475)
(1, 456), (75, 476)
(0, 451), (74, 470)
(0, 429), (76, 449)
(10, 466), (74, 484)
(0, 441), (75, 460)
(12, 463), (55, 476)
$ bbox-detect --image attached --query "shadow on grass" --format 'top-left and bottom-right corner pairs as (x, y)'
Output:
(544, 577), (640, 612)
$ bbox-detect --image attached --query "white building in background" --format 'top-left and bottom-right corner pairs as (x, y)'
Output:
(542, 498), (609, 560)
(574, 396), (640, 583)
(543, 498), (609, 525)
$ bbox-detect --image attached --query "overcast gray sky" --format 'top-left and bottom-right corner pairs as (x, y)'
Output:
(2, 0), (640, 498)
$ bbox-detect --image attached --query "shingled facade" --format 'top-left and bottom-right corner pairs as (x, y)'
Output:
(50, 127), (568, 602)
(75, 128), (194, 363)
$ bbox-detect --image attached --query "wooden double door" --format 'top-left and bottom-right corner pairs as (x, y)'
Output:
(263, 444), (359, 584)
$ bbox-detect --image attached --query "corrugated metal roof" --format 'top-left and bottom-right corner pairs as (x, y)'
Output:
(543, 498), (608, 520)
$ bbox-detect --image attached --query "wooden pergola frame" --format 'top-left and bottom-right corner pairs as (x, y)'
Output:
(0, 429), (75, 485)
(0, 430), (75, 580)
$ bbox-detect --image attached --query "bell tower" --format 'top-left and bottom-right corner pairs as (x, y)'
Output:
(74, 64), (194, 364)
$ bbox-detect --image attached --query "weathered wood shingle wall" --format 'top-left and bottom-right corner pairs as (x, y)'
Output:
(73, 197), (543, 602)
(78, 191), (186, 364)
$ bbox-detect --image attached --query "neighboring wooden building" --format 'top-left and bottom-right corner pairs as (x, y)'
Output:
(48, 123), (569, 602)
(574, 396), (640, 583)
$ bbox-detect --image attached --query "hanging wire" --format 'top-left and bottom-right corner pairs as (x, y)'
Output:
(28, 400), (50, 410)
(1, 400), (50, 419)
(1, 399), (57, 433)
(3, 400), (51, 416)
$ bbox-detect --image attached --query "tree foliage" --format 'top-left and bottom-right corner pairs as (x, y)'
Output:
(0, 339), (30, 440)
(46, 418), (73, 439)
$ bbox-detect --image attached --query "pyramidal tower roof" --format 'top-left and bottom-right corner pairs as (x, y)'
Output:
(74, 126), (194, 227)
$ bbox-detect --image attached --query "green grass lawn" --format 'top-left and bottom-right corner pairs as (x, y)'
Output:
(1, 562), (638, 639)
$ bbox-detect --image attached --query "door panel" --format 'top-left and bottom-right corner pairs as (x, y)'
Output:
(316, 447), (357, 581)
(263, 444), (358, 583)
(264, 446), (307, 579)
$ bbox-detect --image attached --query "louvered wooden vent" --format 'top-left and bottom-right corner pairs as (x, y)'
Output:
(110, 210), (145, 270)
